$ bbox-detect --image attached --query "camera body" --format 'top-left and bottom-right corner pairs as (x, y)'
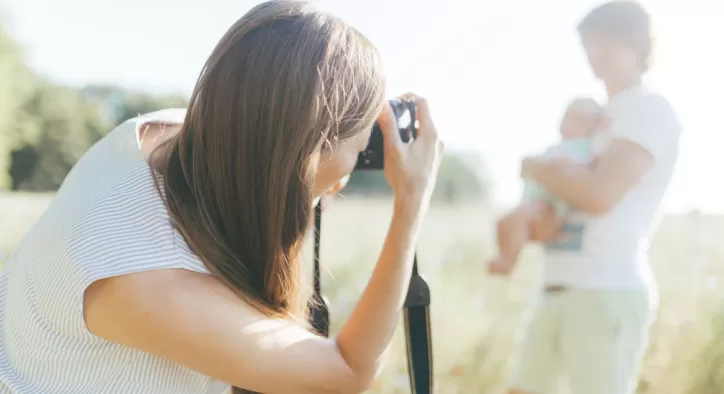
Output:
(355, 99), (417, 170)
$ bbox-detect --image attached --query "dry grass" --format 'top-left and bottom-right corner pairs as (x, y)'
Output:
(2, 192), (724, 393)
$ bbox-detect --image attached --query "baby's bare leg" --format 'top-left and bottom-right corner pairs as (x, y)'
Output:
(488, 203), (538, 274)
(528, 200), (563, 242)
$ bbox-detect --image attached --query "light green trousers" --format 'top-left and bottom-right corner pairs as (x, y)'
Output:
(510, 287), (657, 394)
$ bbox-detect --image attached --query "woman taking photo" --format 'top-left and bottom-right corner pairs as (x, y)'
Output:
(0, 1), (443, 393)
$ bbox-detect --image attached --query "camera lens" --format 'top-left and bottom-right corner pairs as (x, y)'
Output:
(355, 99), (417, 171)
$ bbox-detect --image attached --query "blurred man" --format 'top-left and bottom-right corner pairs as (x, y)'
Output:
(507, 2), (682, 394)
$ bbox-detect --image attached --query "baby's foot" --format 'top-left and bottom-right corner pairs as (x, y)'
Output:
(487, 256), (514, 275)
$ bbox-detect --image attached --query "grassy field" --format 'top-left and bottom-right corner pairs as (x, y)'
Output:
(2, 192), (724, 393)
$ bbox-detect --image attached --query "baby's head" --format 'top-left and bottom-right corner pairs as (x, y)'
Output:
(559, 98), (604, 139)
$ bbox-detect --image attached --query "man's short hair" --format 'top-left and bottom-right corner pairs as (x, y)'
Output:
(577, 1), (652, 71)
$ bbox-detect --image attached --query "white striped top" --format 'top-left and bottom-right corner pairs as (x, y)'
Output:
(0, 110), (230, 394)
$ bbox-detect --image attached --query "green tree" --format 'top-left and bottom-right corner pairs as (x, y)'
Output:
(81, 84), (188, 125)
(0, 21), (37, 189)
(9, 82), (109, 190)
(7, 81), (189, 191)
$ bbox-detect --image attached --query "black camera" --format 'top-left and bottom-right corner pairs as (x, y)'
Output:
(355, 99), (417, 170)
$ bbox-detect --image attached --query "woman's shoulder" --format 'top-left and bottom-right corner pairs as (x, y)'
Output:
(21, 109), (209, 280)
(64, 178), (210, 280)
(54, 108), (187, 224)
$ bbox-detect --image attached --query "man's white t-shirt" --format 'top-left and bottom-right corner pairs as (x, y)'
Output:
(543, 84), (682, 290)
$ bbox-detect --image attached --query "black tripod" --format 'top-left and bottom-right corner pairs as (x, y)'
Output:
(308, 202), (433, 393)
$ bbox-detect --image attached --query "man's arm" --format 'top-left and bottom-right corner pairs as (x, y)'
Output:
(522, 139), (654, 215)
(524, 94), (680, 215)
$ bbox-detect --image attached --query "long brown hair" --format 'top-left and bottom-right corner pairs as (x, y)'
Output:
(151, 1), (385, 391)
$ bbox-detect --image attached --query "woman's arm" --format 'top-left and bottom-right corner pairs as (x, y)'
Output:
(83, 199), (423, 394)
(335, 198), (422, 379)
(85, 93), (442, 394)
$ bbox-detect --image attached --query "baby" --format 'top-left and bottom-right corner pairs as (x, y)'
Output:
(487, 98), (605, 275)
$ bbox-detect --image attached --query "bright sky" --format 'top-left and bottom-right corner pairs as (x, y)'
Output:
(1, 0), (721, 213)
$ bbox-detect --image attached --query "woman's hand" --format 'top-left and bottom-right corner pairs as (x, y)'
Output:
(379, 94), (444, 207)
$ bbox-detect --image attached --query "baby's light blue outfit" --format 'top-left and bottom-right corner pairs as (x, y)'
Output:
(521, 137), (594, 218)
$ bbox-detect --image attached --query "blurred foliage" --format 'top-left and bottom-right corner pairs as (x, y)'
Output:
(9, 82), (109, 190)
(0, 20), (35, 189)
(345, 153), (491, 203)
(0, 20), (190, 191)
(0, 20), (491, 201)
(80, 84), (188, 125)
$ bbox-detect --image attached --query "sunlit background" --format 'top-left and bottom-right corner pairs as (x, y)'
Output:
(2, 0), (721, 212)
(2, 1), (724, 393)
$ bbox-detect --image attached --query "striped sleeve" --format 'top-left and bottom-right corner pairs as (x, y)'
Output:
(39, 163), (212, 340)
